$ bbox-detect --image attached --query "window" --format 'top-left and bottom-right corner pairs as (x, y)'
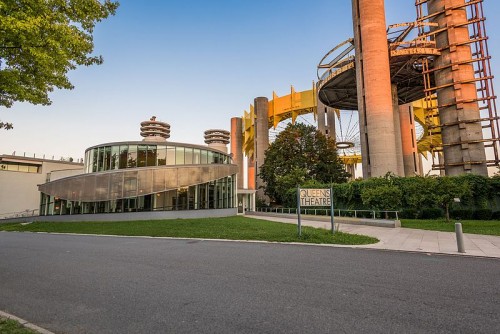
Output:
(193, 149), (200, 164)
(119, 145), (128, 169)
(92, 148), (98, 172)
(18, 165), (29, 172)
(201, 150), (208, 164)
(97, 147), (105, 171)
(184, 148), (193, 164)
(111, 146), (119, 170)
(157, 146), (166, 166)
(127, 145), (137, 168)
(137, 145), (147, 167)
(166, 146), (176, 165)
(104, 146), (111, 171)
(176, 147), (185, 165)
(147, 145), (157, 166)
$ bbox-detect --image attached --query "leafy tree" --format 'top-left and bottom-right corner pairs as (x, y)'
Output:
(432, 176), (471, 222)
(397, 176), (437, 217)
(259, 123), (349, 204)
(360, 184), (402, 217)
(0, 0), (119, 128)
(0, 121), (13, 130)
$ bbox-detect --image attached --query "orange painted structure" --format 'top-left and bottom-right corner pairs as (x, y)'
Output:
(230, 117), (244, 190)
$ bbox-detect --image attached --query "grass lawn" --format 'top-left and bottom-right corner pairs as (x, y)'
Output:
(0, 216), (378, 245)
(401, 219), (500, 236)
(0, 318), (36, 334)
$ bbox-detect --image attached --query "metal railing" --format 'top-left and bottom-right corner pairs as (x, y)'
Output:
(4, 151), (83, 163)
(255, 207), (399, 220)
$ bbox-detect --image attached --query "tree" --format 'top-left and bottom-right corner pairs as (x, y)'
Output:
(0, 0), (119, 128)
(259, 123), (349, 204)
(432, 176), (471, 222)
(361, 184), (402, 217)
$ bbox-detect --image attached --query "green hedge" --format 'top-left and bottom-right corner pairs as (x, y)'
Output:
(276, 174), (500, 220)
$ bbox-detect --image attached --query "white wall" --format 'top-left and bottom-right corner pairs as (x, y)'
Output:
(0, 160), (83, 218)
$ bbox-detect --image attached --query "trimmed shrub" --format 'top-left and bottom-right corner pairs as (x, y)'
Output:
(473, 209), (493, 220)
(492, 211), (500, 220)
(450, 209), (474, 220)
(400, 209), (419, 219)
(419, 208), (443, 219)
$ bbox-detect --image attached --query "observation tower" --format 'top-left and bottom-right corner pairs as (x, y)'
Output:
(140, 116), (170, 142)
(204, 129), (230, 153)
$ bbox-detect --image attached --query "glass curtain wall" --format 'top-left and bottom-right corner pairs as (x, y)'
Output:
(86, 144), (231, 173)
(39, 176), (236, 216)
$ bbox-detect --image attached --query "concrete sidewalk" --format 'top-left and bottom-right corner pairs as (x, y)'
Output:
(248, 214), (500, 258)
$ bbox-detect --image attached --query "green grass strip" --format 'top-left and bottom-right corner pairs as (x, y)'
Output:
(401, 219), (500, 236)
(0, 318), (37, 334)
(0, 216), (377, 245)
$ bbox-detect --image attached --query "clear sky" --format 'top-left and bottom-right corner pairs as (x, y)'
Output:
(1, 0), (499, 162)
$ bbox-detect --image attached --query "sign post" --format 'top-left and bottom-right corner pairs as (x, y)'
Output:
(297, 186), (302, 237)
(330, 187), (335, 234)
(297, 188), (335, 235)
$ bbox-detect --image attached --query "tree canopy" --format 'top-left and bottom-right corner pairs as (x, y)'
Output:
(0, 0), (119, 129)
(259, 123), (349, 204)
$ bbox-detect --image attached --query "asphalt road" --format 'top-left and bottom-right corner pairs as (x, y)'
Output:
(1, 232), (499, 334)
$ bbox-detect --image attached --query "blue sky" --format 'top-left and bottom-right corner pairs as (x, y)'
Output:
(1, 0), (499, 161)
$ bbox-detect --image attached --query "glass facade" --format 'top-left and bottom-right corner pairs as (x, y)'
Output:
(40, 176), (235, 215)
(85, 143), (231, 173)
(41, 142), (236, 217)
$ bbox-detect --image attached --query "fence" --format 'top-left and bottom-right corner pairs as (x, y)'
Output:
(255, 207), (399, 220)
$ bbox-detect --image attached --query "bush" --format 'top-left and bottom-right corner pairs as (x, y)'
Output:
(450, 209), (474, 220)
(400, 209), (419, 219)
(473, 209), (493, 220)
(492, 211), (500, 220)
(356, 210), (375, 218)
(419, 208), (443, 219)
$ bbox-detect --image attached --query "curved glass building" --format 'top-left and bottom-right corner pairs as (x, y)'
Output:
(38, 120), (238, 216)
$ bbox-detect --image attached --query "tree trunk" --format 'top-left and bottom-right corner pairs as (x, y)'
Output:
(445, 203), (450, 222)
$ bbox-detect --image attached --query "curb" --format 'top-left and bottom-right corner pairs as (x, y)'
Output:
(0, 310), (54, 334)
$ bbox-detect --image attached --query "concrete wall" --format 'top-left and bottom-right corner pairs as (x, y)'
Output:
(0, 208), (237, 224)
(0, 158), (83, 218)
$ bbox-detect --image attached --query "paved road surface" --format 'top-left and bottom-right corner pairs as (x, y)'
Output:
(1, 232), (499, 333)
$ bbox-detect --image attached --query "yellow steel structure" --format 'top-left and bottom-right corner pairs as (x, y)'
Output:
(243, 85), (317, 158)
(412, 97), (442, 159)
(242, 86), (441, 169)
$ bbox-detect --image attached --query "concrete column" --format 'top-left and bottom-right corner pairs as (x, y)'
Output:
(247, 156), (255, 190)
(317, 97), (327, 135)
(230, 117), (244, 190)
(326, 109), (336, 139)
(428, 0), (487, 176)
(399, 104), (422, 176)
(346, 164), (356, 180)
(392, 84), (405, 176)
(438, 152), (446, 176)
(352, 0), (371, 178)
(254, 97), (269, 202)
(354, 0), (401, 177)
